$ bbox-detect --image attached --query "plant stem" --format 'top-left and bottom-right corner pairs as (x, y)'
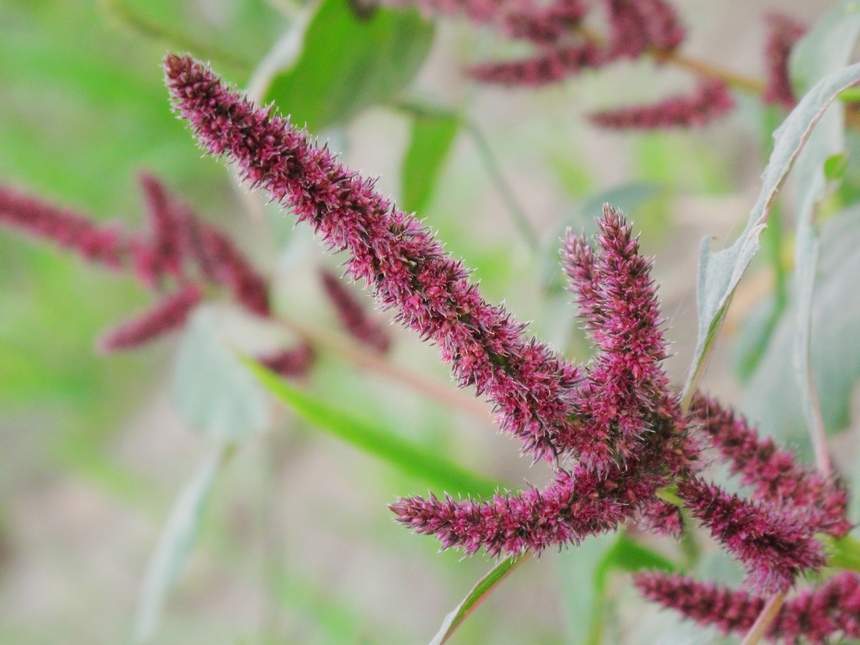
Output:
(740, 591), (786, 645)
(275, 312), (493, 422)
(465, 119), (540, 251)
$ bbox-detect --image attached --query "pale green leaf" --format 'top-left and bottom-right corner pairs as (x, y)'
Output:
(685, 62), (860, 402)
(173, 307), (270, 441)
(401, 108), (460, 213)
(134, 443), (231, 643)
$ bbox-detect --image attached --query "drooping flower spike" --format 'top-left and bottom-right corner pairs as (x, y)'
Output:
(589, 78), (735, 129)
(762, 13), (806, 109)
(163, 54), (849, 596)
(602, 0), (685, 60)
(320, 268), (392, 354)
(467, 41), (603, 87)
(635, 571), (860, 643)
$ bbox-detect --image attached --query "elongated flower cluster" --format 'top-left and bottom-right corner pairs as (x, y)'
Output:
(589, 79), (735, 129)
(763, 14), (806, 109)
(635, 571), (860, 643)
(0, 176), (318, 375)
(320, 269), (392, 353)
(163, 54), (852, 597)
(603, 0), (685, 59)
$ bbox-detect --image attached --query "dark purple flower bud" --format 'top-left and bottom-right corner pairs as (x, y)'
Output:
(0, 184), (127, 269)
(603, 0), (685, 59)
(763, 14), (806, 109)
(690, 394), (851, 537)
(164, 53), (584, 463)
(258, 343), (316, 378)
(589, 78), (734, 129)
(320, 269), (392, 353)
(97, 283), (203, 352)
(677, 476), (825, 593)
(467, 41), (603, 87)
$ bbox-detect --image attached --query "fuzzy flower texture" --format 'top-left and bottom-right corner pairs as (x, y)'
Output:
(163, 54), (853, 628)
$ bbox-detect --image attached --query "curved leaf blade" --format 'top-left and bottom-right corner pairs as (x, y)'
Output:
(243, 357), (502, 498)
(402, 108), (460, 213)
(430, 552), (532, 645)
(134, 443), (231, 643)
(685, 62), (860, 401)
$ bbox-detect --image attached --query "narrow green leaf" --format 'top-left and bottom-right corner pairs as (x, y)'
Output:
(172, 307), (271, 441)
(596, 532), (677, 582)
(243, 357), (502, 498)
(685, 62), (860, 404)
(429, 552), (532, 645)
(265, 0), (433, 132)
(557, 535), (618, 645)
(134, 443), (231, 643)
(789, 0), (860, 96)
(402, 110), (460, 213)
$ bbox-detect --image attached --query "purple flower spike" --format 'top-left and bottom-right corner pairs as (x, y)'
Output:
(0, 183), (126, 269)
(98, 283), (203, 352)
(636, 571), (860, 643)
(677, 476), (825, 594)
(763, 14), (806, 109)
(320, 269), (392, 353)
(690, 394), (851, 537)
(164, 53), (584, 463)
(501, 0), (587, 45)
(603, 0), (685, 60)
(136, 173), (186, 285)
(467, 41), (602, 87)
(589, 79), (734, 129)
(259, 343), (316, 379)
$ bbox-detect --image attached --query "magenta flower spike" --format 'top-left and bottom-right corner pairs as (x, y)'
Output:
(677, 476), (826, 593)
(589, 78), (734, 129)
(763, 14), (806, 109)
(690, 394), (851, 537)
(136, 172), (186, 285)
(98, 283), (203, 352)
(467, 41), (602, 87)
(164, 52), (584, 464)
(500, 0), (587, 45)
(635, 571), (860, 643)
(320, 268), (392, 353)
(603, 0), (685, 59)
(0, 183), (126, 269)
(259, 343), (316, 379)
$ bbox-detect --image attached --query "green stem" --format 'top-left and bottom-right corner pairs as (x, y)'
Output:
(465, 120), (540, 252)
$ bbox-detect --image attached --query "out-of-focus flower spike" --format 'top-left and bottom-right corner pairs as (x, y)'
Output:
(97, 283), (203, 352)
(467, 41), (602, 87)
(320, 268), (392, 353)
(501, 0), (587, 45)
(164, 53), (584, 464)
(0, 183), (127, 269)
(258, 343), (316, 378)
(689, 393), (851, 537)
(635, 571), (860, 642)
(603, 0), (685, 59)
(763, 13), (806, 109)
(589, 78), (734, 129)
(677, 476), (825, 593)
(137, 173), (186, 285)
(194, 223), (271, 318)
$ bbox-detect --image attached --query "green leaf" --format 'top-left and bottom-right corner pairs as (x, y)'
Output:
(743, 208), (860, 442)
(685, 62), (860, 403)
(429, 552), (532, 645)
(243, 357), (502, 498)
(557, 534), (618, 645)
(401, 109), (460, 213)
(789, 9), (860, 456)
(595, 532), (677, 584)
(134, 443), (232, 643)
(265, 0), (434, 133)
(173, 307), (271, 441)
(824, 152), (849, 182)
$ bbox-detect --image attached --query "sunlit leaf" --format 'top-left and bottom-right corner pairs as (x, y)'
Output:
(134, 443), (232, 643)
(429, 552), (532, 645)
(243, 357), (502, 498)
(265, 0), (433, 132)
